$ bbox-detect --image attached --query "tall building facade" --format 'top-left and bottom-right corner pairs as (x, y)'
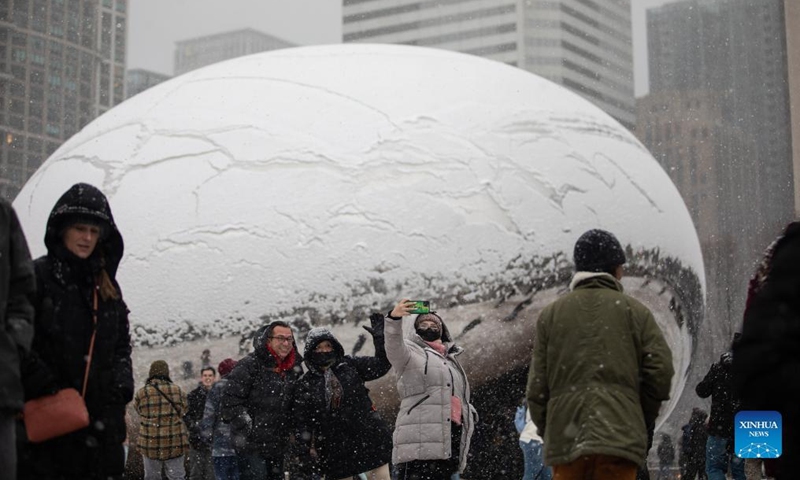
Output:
(786, 0), (800, 215)
(342, 0), (635, 130)
(648, 0), (793, 238)
(640, 0), (793, 332)
(636, 91), (758, 324)
(174, 28), (294, 75)
(126, 68), (170, 99)
(0, 0), (127, 200)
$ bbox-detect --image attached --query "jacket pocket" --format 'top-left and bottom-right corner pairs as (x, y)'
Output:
(407, 394), (430, 415)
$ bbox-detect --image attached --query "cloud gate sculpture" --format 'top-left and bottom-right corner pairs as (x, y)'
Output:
(14, 44), (705, 476)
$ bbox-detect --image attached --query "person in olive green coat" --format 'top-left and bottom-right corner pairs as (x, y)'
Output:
(526, 229), (674, 480)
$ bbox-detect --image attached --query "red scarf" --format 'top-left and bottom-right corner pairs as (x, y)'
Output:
(267, 345), (296, 376)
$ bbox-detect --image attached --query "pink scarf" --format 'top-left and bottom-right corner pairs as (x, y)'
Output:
(425, 340), (463, 425)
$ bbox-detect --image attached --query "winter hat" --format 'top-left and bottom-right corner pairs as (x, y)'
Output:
(573, 229), (627, 273)
(148, 360), (170, 380)
(218, 358), (237, 378)
(414, 313), (443, 329)
(49, 183), (112, 235)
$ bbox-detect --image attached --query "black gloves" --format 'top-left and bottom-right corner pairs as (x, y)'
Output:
(363, 313), (385, 337)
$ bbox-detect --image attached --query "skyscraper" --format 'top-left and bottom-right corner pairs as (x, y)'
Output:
(786, 0), (800, 215)
(640, 0), (793, 334)
(342, 0), (635, 130)
(174, 28), (294, 76)
(648, 0), (793, 237)
(0, 0), (127, 200)
(126, 68), (170, 99)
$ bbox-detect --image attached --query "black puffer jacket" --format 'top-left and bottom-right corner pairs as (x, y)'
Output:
(292, 325), (392, 479)
(0, 199), (35, 411)
(20, 183), (133, 479)
(221, 323), (304, 455)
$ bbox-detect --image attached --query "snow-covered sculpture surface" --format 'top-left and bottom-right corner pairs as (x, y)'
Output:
(14, 44), (704, 475)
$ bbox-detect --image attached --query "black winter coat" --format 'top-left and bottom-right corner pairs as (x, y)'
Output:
(0, 199), (35, 411)
(734, 221), (800, 478)
(185, 384), (211, 450)
(19, 183), (133, 480)
(292, 327), (392, 479)
(221, 325), (304, 455)
(696, 356), (739, 439)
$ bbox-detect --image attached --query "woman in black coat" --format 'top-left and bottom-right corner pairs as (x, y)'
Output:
(18, 183), (133, 480)
(292, 314), (393, 480)
(734, 221), (800, 479)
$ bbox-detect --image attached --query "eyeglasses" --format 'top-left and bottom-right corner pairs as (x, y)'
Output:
(269, 336), (294, 344)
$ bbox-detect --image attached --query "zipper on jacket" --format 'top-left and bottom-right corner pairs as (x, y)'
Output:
(407, 394), (430, 415)
(424, 351), (429, 375)
(448, 368), (455, 396)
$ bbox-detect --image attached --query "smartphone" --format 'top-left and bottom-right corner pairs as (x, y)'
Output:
(409, 300), (430, 314)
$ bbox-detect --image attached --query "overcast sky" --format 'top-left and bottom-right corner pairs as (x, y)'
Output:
(127, 0), (678, 98)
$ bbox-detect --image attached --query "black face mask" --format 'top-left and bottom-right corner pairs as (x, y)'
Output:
(309, 351), (338, 368)
(416, 327), (441, 342)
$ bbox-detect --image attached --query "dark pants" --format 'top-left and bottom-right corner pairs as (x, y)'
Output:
(396, 423), (461, 480)
(239, 451), (283, 480)
(17, 424), (125, 480)
(214, 455), (241, 480)
(0, 413), (16, 480)
(188, 447), (215, 480)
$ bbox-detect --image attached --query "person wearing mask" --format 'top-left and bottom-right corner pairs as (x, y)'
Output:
(186, 366), (217, 480)
(135, 360), (190, 480)
(221, 321), (304, 480)
(385, 300), (478, 480)
(293, 318), (393, 480)
(734, 221), (800, 479)
(0, 198), (35, 480)
(697, 334), (745, 480)
(527, 229), (674, 480)
(200, 358), (240, 480)
(18, 183), (133, 480)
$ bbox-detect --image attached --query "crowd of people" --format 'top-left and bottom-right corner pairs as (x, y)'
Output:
(1, 182), (798, 480)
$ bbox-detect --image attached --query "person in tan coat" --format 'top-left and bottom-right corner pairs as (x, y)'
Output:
(135, 360), (189, 480)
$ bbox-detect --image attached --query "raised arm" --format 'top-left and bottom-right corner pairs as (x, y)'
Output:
(351, 313), (391, 381)
(384, 299), (417, 373)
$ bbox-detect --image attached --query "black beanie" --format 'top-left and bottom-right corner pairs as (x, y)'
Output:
(573, 229), (626, 272)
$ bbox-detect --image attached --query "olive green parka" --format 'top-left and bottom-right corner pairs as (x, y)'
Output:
(526, 273), (674, 467)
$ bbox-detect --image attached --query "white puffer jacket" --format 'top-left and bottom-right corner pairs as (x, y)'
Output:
(385, 316), (477, 473)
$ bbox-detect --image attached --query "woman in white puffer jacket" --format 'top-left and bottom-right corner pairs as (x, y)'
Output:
(384, 299), (478, 480)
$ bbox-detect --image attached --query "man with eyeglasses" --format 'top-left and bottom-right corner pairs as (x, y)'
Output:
(221, 321), (303, 480)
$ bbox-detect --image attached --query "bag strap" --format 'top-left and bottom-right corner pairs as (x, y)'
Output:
(80, 287), (99, 398)
(151, 382), (182, 416)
